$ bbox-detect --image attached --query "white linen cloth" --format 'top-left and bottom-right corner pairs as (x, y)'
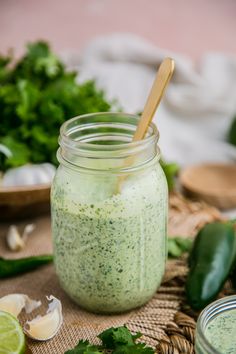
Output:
(63, 33), (236, 166)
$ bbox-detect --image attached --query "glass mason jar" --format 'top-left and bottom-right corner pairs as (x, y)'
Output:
(51, 113), (168, 314)
(195, 295), (236, 354)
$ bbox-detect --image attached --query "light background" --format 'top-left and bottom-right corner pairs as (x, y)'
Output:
(0, 0), (236, 59)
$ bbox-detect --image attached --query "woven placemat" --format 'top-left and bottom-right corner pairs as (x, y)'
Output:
(0, 193), (223, 353)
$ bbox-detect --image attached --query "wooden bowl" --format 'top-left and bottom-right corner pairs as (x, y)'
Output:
(180, 163), (236, 210)
(0, 184), (51, 221)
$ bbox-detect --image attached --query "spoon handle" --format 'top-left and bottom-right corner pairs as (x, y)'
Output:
(116, 57), (175, 194)
(133, 57), (175, 141)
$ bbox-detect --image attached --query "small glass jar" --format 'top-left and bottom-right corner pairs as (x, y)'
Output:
(195, 295), (236, 354)
(51, 113), (168, 314)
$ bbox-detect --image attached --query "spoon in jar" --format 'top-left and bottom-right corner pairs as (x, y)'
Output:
(117, 57), (175, 192)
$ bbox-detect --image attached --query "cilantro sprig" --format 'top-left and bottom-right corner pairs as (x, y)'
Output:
(0, 41), (112, 170)
(65, 326), (154, 354)
(160, 160), (179, 191)
(65, 340), (102, 354)
(168, 237), (193, 258)
(0, 41), (179, 192)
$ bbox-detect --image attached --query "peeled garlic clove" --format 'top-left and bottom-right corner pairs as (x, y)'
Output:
(6, 224), (35, 251)
(22, 223), (35, 243)
(0, 294), (41, 318)
(24, 295), (63, 341)
(6, 225), (25, 251)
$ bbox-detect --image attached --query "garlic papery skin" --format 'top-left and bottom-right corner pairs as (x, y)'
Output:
(2, 163), (56, 187)
(24, 295), (63, 341)
(0, 294), (41, 318)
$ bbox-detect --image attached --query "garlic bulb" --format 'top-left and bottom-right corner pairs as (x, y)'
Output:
(2, 163), (56, 187)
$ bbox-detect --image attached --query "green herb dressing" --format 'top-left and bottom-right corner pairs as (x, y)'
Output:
(205, 309), (236, 354)
(51, 164), (167, 313)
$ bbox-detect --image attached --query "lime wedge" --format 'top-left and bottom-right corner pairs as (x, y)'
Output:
(0, 311), (26, 354)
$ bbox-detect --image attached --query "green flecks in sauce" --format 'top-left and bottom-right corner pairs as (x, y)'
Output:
(205, 309), (236, 354)
(51, 165), (167, 313)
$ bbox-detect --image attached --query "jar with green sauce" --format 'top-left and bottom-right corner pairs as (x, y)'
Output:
(195, 295), (236, 354)
(51, 113), (168, 314)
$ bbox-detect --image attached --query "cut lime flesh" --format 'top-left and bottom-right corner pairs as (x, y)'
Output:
(0, 310), (26, 354)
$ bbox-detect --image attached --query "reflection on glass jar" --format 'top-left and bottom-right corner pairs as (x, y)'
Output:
(195, 295), (236, 354)
(51, 113), (168, 314)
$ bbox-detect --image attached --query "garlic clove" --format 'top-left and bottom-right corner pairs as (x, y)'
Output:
(24, 295), (63, 341)
(6, 224), (35, 251)
(6, 225), (25, 251)
(22, 223), (35, 243)
(0, 294), (41, 318)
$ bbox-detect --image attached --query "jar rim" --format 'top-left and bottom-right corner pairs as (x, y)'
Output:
(196, 295), (236, 354)
(60, 112), (159, 153)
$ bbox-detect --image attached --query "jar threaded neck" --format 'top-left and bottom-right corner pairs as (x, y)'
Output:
(58, 112), (160, 173)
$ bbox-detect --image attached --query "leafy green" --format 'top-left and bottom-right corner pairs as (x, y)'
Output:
(228, 115), (236, 146)
(160, 160), (179, 191)
(0, 41), (112, 170)
(0, 40), (179, 192)
(65, 326), (154, 354)
(113, 343), (154, 354)
(98, 326), (141, 349)
(64, 340), (102, 354)
(0, 136), (30, 169)
(168, 237), (193, 258)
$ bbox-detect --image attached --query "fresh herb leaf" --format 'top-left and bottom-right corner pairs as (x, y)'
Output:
(0, 41), (112, 171)
(65, 340), (102, 354)
(113, 343), (154, 354)
(0, 136), (30, 168)
(168, 237), (193, 258)
(228, 115), (236, 146)
(160, 160), (179, 191)
(98, 326), (136, 349)
(131, 332), (142, 341)
(65, 327), (154, 354)
(99, 327), (154, 354)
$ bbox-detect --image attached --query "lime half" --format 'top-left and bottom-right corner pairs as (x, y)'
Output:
(0, 311), (26, 354)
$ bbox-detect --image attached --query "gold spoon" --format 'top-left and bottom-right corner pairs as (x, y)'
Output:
(117, 57), (175, 192)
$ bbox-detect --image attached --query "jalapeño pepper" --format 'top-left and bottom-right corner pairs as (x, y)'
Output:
(0, 255), (53, 278)
(186, 222), (236, 310)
